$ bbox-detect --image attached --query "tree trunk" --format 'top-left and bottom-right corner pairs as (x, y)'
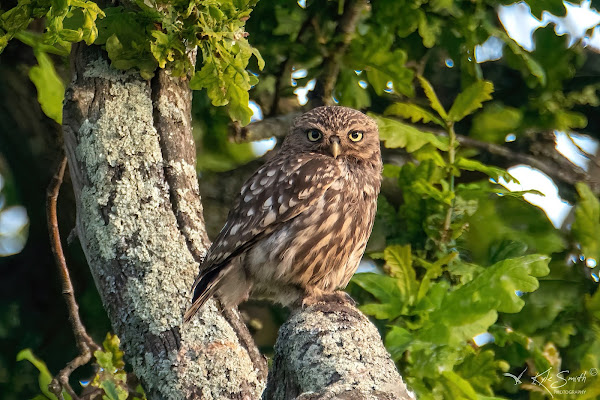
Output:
(62, 44), (265, 399)
(62, 44), (410, 399)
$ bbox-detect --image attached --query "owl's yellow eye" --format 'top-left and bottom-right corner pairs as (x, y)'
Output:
(307, 129), (323, 142)
(348, 131), (363, 142)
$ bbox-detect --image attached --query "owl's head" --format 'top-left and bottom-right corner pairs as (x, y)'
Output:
(283, 106), (381, 167)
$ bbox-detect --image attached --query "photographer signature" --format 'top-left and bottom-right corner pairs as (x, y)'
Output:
(504, 366), (597, 397)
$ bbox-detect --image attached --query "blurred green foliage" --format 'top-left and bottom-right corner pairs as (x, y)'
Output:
(1, 0), (599, 399)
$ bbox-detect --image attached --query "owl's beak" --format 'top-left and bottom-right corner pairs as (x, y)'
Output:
(330, 136), (341, 159)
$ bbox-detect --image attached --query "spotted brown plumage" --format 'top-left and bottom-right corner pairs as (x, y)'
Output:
(184, 106), (382, 322)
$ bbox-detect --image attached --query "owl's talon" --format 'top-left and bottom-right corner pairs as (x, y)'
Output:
(301, 291), (355, 308)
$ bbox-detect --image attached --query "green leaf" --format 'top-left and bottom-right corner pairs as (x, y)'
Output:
(335, 68), (371, 109)
(191, 44), (257, 125)
(555, 110), (587, 131)
(16, 349), (71, 400)
(226, 79), (254, 125)
(448, 80), (494, 122)
(28, 50), (64, 124)
(15, 31), (70, 56)
(469, 103), (523, 144)
(352, 273), (405, 319)
(150, 30), (184, 68)
(273, 5), (304, 38)
(503, 280), (581, 339)
(384, 102), (444, 126)
(105, 34), (157, 79)
(456, 158), (513, 182)
(488, 240), (528, 265)
(385, 326), (413, 360)
(572, 182), (600, 264)
(251, 47), (265, 70)
(463, 194), (566, 263)
(451, 254), (550, 313)
(454, 350), (501, 396)
(100, 380), (128, 400)
(417, 75), (448, 121)
(94, 333), (125, 372)
(370, 114), (449, 152)
(417, 13), (442, 48)
(496, 29), (546, 86)
(383, 245), (417, 305)
(419, 255), (550, 346)
(364, 49), (414, 97)
(441, 370), (479, 400)
(417, 252), (458, 299)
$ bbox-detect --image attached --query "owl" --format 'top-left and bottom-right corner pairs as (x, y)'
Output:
(184, 106), (382, 322)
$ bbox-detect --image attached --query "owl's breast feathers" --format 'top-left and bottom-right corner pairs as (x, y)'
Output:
(185, 152), (381, 319)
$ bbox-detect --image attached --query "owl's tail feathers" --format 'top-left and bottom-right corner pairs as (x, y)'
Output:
(183, 265), (229, 323)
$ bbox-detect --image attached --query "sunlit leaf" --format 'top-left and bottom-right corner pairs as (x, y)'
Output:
(29, 50), (65, 124)
(572, 182), (600, 264)
(383, 245), (417, 305)
(448, 80), (494, 122)
(384, 102), (444, 126)
(370, 114), (449, 152)
(417, 75), (448, 121)
(352, 273), (406, 319)
(456, 158), (513, 182)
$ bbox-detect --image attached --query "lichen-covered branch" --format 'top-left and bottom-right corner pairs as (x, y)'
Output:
(150, 65), (210, 263)
(263, 301), (413, 400)
(62, 44), (264, 399)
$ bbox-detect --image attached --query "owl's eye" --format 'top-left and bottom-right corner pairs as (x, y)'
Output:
(307, 129), (323, 142)
(348, 131), (363, 142)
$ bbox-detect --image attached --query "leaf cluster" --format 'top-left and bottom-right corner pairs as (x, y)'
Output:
(1, 0), (264, 124)
(350, 78), (600, 399)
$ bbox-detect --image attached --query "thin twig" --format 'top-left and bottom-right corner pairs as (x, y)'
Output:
(47, 156), (100, 400)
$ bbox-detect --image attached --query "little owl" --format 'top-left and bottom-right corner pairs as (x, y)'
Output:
(184, 106), (382, 322)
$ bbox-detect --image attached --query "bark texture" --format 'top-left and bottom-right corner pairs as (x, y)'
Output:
(264, 302), (413, 400)
(62, 44), (264, 399)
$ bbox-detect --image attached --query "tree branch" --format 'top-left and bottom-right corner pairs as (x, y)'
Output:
(310, 0), (368, 106)
(263, 301), (413, 399)
(151, 65), (210, 264)
(455, 133), (594, 194)
(46, 156), (100, 400)
(231, 112), (300, 143)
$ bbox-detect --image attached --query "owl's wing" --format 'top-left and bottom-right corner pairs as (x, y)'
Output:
(184, 155), (340, 321)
